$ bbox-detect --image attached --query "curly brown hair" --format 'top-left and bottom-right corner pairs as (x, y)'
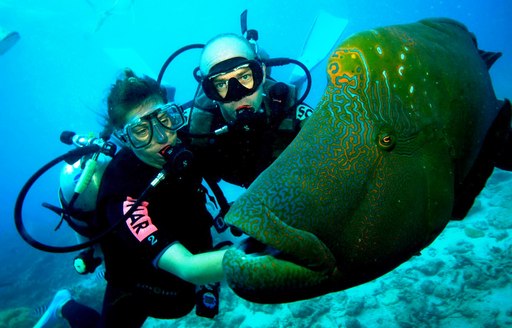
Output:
(100, 68), (167, 139)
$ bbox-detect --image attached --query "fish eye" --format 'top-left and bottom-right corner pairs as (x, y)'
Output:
(378, 133), (395, 150)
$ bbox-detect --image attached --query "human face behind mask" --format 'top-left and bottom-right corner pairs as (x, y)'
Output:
(206, 60), (266, 123)
(200, 34), (267, 123)
(217, 82), (265, 124)
(119, 102), (183, 169)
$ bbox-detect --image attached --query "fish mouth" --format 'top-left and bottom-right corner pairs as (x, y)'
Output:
(224, 192), (338, 274)
(227, 225), (276, 255)
(227, 216), (337, 274)
(236, 236), (286, 259)
(231, 226), (320, 271)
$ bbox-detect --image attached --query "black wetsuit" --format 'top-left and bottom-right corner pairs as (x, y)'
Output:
(182, 80), (302, 188)
(62, 148), (213, 328)
(186, 111), (284, 188)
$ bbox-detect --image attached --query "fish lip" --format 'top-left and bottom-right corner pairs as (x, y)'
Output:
(234, 234), (329, 274)
(234, 223), (311, 264)
(226, 208), (291, 261)
(237, 236), (284, 258)
(228, 216), (337, 274)
(224, 192), (336, 272)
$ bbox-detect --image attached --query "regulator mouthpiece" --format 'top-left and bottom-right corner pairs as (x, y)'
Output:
(159, 144), (194, 176)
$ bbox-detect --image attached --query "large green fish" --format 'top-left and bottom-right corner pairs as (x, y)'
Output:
(222, 18), (511, 303)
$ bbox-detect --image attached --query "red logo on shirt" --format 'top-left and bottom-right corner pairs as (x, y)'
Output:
(123, 196), (158, 242)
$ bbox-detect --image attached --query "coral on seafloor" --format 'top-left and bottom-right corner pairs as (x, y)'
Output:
(0, 307), (37, 328)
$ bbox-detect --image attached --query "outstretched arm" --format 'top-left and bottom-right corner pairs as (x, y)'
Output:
(157, 242), (226, 285)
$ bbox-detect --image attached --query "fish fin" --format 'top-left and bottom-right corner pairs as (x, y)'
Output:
(494, 99), (512, 170)
(478, 49), (502, 69)
(452, 99), (512, 219)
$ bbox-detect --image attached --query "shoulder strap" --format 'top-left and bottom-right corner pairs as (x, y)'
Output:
(203, 177), (236, 235)
(204, 177), (231, 216)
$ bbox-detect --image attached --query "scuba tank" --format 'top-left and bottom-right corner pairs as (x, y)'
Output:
(15, 131), (117, 274)
(58, 151), (110, 224)
(57, 149), (112, 274)
(15, 130), (195, 265)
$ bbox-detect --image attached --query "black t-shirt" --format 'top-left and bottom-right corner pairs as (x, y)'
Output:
(95, 148), (213, 295)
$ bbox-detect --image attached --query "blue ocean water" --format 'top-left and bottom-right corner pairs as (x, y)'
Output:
(1, 0), (511, 327)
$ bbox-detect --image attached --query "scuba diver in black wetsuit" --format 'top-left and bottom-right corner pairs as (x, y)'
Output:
(181, 33), (313, 189)
(33, 69), (225, 328)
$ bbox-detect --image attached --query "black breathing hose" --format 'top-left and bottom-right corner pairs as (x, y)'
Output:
(262, 57), (312, 108)
(157, 43), (205, 86)
(14, 146), (164, 253)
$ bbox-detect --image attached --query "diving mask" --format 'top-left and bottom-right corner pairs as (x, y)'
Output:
(116, 103), (186, 149)
(202, 57), (264, 103)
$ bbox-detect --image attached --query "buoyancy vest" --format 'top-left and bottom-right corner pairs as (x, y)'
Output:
(185, 79), (300, 147)
(180, 79), (303, 187)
